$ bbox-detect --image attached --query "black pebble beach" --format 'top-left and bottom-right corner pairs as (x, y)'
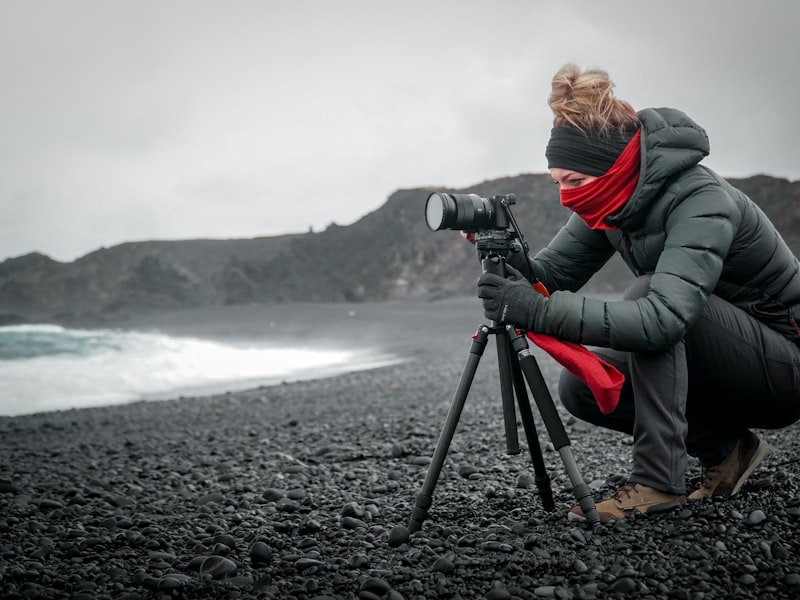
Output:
(2, 298), (800, 599)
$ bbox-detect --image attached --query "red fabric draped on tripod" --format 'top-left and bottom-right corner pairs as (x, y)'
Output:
(525, 281), (623, 414)
(525, 331), (623, 414)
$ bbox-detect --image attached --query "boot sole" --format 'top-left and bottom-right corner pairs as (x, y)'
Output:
(567, 497), (685, 522)
(730, 438), (769, 496)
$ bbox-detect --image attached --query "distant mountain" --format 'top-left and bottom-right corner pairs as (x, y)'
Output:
(1, 173), (798, 324)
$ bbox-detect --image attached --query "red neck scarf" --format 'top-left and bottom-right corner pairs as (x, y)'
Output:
(560, 129), (641, 230)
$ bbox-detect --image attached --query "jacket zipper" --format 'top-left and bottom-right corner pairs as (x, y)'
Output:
(620, 233), (642, 276)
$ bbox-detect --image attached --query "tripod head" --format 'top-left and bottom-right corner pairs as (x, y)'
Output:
(472, 195), (530, 281)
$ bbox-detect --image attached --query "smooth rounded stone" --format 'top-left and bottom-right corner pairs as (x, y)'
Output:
(388, 525), (410, 548)
(573, 559), (588, 574)
(11, 494), (32, 507)
(287, 488), (307, 500)
(157, 574), (190, 590)
(341, 516), (368, 530)
(482, 541), (513, 553)
(533, 586), (556, 598)
(457, 534), (477, 547)
(198, 555), (237, 579)
(749, 476), (773, 489)
(745, 510), (767, 526)
(296, 557), (324, 569)
(210, 542), (232, 556)
(300, 518), (322, 533)
(37, 499), (64, 511)
(359, 577), (392, 595)
(431, 557), (455, 575)
(349, 554), (370, 569)
(262, 488), (287, 502)
(137, 574), (161, 589)
(342, 501), (365, 518)
(197, 491), (225, 506)
(517, 473), (536, 488)
(148, 551), (177, 563)
(276, 498), (301, 512)
(104, 493), (134, 507)
(249, 541), (272, 565)
(568, 527), (587, 544)
(784, 573), (800, 586)
(609, 577), (637, 593)
(485, 588), (512, 600)
(212, 533), (236, 549)
(458, 465), (479, 478)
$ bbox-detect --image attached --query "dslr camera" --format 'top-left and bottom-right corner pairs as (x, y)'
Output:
(424, 192), (523, 260)
(424, 192), (516, 233)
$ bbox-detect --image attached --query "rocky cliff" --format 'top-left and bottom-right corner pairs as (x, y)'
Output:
(1, 173), (798, 324)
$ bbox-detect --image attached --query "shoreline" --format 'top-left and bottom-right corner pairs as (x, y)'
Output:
(2, 297), (482, 418)
(2, 298), (799, 598)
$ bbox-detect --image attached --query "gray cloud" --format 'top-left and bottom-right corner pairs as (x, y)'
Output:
(1, 0), (798, 261)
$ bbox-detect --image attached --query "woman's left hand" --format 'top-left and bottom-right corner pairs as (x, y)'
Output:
(477, 265), (543, 328)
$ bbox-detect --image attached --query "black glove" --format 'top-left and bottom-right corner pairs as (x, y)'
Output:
(504, 246), (536, 282)
(477, 264), (544, 328)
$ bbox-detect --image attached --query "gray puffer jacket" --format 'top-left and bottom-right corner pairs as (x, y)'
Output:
(529, 107), (800, 352)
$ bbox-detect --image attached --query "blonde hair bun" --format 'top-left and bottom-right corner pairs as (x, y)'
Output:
(548, 64), (638, 134)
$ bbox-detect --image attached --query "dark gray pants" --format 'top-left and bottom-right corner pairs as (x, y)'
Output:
(558, 276), (800, 494)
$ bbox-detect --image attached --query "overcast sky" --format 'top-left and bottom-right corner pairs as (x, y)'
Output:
(2, 1), (798, 262)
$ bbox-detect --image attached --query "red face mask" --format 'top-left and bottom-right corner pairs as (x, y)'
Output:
(559, 129), (641, 230)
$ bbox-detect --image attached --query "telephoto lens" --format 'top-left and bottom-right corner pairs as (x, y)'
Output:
(424, 192), (496, 231)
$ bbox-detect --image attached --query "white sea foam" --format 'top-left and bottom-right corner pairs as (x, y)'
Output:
(0, 324), (399, 416)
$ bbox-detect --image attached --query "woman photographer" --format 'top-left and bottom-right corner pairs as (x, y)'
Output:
(477, 64), (800, 522)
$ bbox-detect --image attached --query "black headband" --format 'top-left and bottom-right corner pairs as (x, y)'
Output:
(545, 126), (636, 176)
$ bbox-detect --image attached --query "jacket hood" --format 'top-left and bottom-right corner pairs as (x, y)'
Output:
(607, 107), (709, 229)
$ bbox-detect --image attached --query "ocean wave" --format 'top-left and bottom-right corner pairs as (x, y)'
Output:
(0, 325), (397, 416)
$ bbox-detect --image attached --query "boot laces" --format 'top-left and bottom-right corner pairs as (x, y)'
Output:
(700, 465), (723, 490)
(612, 483), (638, 501)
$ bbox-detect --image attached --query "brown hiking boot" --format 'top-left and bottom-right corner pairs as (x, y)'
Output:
(569, 483), (685, 522)
(689, 431), (769, 500)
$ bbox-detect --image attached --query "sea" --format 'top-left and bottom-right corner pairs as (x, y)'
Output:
(0, 323), (400, 417)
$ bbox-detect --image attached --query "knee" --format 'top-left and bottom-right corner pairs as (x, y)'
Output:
(558, 368), (591, 418)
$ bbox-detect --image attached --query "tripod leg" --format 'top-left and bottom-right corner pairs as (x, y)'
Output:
(509, 352), (555, 511)
(507, 327), (600, 526)
(408, 326), (490, 533)
(494, 329), (520, 455)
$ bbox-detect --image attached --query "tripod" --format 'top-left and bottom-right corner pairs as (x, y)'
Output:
(407, 255), (600, 531)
